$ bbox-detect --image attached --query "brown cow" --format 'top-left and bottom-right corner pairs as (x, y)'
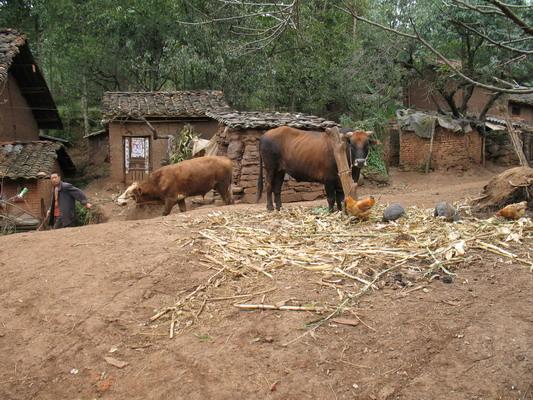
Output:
(117, 156), (234, 215)
(257, 126), (376, 212)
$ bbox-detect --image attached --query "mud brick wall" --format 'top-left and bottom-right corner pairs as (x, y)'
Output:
(216, 127), (325, 203)
(399, 127), (482, 171)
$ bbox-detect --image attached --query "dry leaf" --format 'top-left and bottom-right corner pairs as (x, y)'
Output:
(104, 356), (128, 369)
(331, 318), (359, 327)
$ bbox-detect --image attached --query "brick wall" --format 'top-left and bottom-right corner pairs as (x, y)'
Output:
(216, 127), (325, 203)
(1, 180), (43, 218)
(399, 127), (482, 171)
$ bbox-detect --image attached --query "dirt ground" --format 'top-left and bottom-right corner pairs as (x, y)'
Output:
(1, 166), (532, 400)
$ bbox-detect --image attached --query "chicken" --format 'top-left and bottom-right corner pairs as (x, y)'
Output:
(434, 201), (461, 222)
(383, 203), (405, 222)
(345, 196), (375, 220)
(495, 201), (527, 220)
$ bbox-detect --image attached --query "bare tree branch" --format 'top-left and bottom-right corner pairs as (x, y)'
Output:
(451, 19), (533, 54)
(446, 0), (504, 16)
(486, 0), (533, 36)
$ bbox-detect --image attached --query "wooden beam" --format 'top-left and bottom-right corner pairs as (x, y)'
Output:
(325, 127), (358, 199)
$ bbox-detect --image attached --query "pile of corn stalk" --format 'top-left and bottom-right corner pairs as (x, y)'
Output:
(149, 205), (532, 339)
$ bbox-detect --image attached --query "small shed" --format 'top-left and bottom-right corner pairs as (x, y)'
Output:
(208, 110), (339, 203)
(84, 129), (109, 165)
(102, 91), (231, 183)
(484, 116), (533, 166)
(387, 110), (483, 171)
(0, 141), (75, 227)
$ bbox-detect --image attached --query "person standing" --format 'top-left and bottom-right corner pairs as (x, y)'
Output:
(47, 173), (92, 229)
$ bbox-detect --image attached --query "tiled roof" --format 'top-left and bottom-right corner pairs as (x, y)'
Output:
(206, 110), (339, 130)
(0, 141), (67, 179)
(102, 91), (231, 120)
(509, 93), (533, 107)
(486, 115), (532, 129)
(0, 28), (25, 85)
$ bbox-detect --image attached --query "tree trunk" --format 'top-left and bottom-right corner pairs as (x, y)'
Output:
(81, 75), (90, 138)
(325, 127), (358, 199)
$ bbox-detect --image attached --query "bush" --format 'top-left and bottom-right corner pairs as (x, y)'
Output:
(168, 124), (199, 164)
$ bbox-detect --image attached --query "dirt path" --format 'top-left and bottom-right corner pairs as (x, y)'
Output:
(1, 166), (532, 399)
(91, 165), (506, 221)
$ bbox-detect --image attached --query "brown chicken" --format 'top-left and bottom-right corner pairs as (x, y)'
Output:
(495, 201), (528, 220)
(345, 196), (375, 220)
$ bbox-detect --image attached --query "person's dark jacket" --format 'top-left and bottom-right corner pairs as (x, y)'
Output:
(48, 182), (88, 227)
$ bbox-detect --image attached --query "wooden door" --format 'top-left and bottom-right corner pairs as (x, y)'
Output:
(124, 137), (151, 183)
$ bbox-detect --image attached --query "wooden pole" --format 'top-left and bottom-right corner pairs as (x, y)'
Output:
(505, 119), (529, 167)
(425, 118), (436, 174)
(325, 127), (358, 199)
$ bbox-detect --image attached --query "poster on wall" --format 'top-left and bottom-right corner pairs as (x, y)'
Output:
(131, 137), (146, 158)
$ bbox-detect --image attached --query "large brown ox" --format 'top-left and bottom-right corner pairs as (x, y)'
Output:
(257, 126), (376, 212)
(117, 156), (234, 215)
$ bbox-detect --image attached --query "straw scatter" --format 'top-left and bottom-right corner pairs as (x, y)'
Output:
(149, 205), (532, 338)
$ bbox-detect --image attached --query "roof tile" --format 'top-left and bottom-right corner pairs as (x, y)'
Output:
(206, 110), (339, 130)
(102, 91), (231, 120)
(0, 28), (26, 85)
(0, 141), (63, 179)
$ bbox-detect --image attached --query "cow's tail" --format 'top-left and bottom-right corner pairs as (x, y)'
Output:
(256, 147), (263, 203)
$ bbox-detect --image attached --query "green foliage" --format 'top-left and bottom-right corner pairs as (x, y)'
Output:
(168, 125), (198, 164)
(74, 202), (90, 226)
(366, 145), (388, 178)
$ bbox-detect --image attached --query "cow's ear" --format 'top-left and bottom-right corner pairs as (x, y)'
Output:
(133, 187), (143, 198)
(369, 138), (382, 146)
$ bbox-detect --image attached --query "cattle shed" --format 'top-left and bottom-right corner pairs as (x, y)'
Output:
(208, 110), (339, 203)
(484, 116), (533, 166)
(387, 110), (483, 171)
(0, 141), (75, 228)
(102, 91), (231, 183)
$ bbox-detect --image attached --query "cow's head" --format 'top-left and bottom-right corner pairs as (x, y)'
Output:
(342, 129), (377, 168)
(116, 182), (141, 206)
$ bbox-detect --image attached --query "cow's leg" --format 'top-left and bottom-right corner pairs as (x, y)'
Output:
(265, 169), (276, 211)
(215, 181), (234, 205)
(324, 182), (336, 212)
(335, 187), (344, 212)
(163, 198), (176, 216)
(273, 170), (285, 211)
(177, 199), (187, 212)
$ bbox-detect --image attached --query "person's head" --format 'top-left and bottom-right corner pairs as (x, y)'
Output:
(50, 173), (61, 187)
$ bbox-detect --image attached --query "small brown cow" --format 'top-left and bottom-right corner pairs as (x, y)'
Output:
(117, 156), (234, 215)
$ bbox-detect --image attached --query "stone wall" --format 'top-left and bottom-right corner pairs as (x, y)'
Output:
(485, 130), (532, 166)
(216, 127), (325, 203)
(399, 127), (482, 171)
